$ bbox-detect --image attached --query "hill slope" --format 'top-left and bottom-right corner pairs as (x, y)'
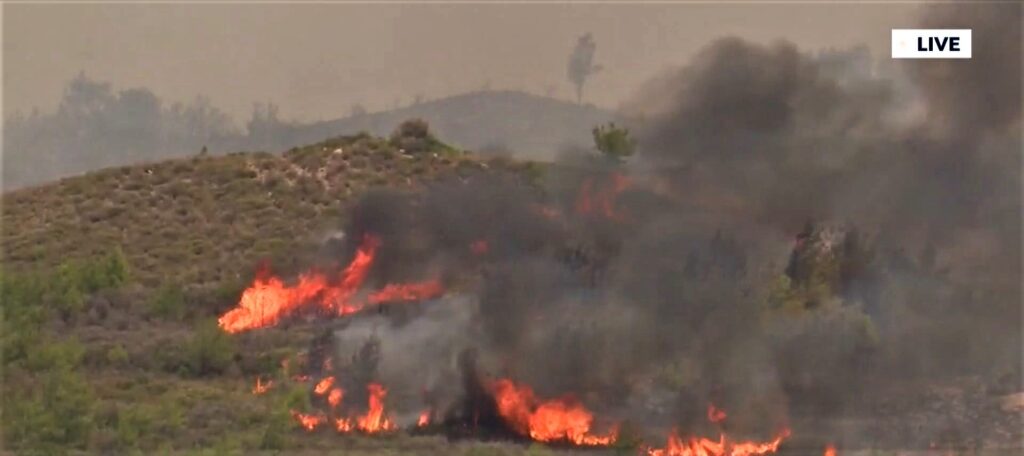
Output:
(1, 130), (554, 454)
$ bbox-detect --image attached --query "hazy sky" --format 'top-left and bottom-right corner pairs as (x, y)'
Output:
(4, 2), (918, 122)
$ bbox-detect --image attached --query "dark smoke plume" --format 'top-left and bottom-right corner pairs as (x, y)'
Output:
(318, 4), (1020, 450)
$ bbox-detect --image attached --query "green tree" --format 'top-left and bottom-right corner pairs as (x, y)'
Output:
(592, 123), (636, 162)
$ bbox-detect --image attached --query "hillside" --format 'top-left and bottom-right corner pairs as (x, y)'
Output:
(0, 129), (549, 454)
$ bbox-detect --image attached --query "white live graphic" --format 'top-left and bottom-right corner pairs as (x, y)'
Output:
(892, 29), (972, 59)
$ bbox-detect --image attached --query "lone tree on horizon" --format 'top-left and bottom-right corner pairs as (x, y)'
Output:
(567, 33), (603, 104)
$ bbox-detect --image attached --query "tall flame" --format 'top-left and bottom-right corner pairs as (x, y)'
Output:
(491, 378), (618, 446)
(357, 383), (396, 433)
(326, 383), (396, 434)
(646, 429), (790, 456)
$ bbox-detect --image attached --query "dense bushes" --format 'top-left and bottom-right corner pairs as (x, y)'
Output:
(1, 249), (129, 452)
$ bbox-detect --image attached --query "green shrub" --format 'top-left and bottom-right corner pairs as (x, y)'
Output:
(147, 282), (186, 321)
(106, 344), (130, 367)
(185, 319), (236, 376)
(3, 339), (96, 452)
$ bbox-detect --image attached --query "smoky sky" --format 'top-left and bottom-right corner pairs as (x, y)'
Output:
(4, 3), (916, 121)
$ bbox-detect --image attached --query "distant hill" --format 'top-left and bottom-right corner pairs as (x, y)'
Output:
(4, 85), (614, 190)
(292, 90), (616, 160)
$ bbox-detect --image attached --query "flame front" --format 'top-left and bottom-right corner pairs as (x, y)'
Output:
(491, 378), (617, 446)
(218, 235), (446, 333)
(824, 444), (837, 456)
(218, 235), (380, 333)
(646, 429), (790, 456)
(417, 410), (431, 427)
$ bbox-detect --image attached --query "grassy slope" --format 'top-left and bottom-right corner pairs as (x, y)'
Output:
(0, 132), (552, 454)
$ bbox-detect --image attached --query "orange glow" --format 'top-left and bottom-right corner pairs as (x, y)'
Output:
(290, 410), (325, 431)
(328, 388), (343, 408)
(252, 377), (273, 395)
(708, 404), (727, 424)
(314, 376), (335, 395)
(471, 240), (490, 255)
(356, 383), (396, 433)
(335, 417), (354, 432)
(646, 429), (790, 456)
(418, 410), (431, 427)
(292, 374), (310, 383)
(576, 173), (630, 220)
(491, 378), (618, 446)
(368, 279), (444, 305)
(824, 444), (837, 456)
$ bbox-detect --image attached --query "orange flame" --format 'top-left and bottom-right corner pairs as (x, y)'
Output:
(290, 410), (325, 431)
(576, 173), (630, 220)
(708, 404), (727, 424)
(491, 378), (618, 446)
(218, 235), (448, 333)
(314, 376), (335, 395)
(328, 388), (343, 409)
(647, 429), (790, 456)
(357, 383), (396, 433)
(218, 235), (380, 333)
(368, 279), (444, 305)
(418, 410), (432, 427)
(824, 444), (837, 456)
(252, 377), (273, 395)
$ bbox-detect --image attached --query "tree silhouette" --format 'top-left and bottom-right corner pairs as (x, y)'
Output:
(567, 33), (603, 104)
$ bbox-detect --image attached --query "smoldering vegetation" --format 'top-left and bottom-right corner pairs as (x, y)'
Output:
(310, 3), (1021, 450)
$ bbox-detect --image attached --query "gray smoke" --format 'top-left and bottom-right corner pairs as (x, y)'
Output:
(316, 3), (1020, 449)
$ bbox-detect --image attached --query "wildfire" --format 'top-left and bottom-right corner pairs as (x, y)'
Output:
(314, 376), (335, 395)
(290, 410), (326, 431)
(357, 383), (396, 433)
(576, 172), (630, 220)
(367, 279), (444, 305)
(328, 388), (343, 408)
(824, 444), (837, 456)
(296, 383), (396, 434)
(217, 235), (447, 333)
(417, 410), (431, 427)
(252, 377), (273, 395)
(708, 404), (727, 424)
(491, 378), (618, 446)
(646, 429), (790, 456)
